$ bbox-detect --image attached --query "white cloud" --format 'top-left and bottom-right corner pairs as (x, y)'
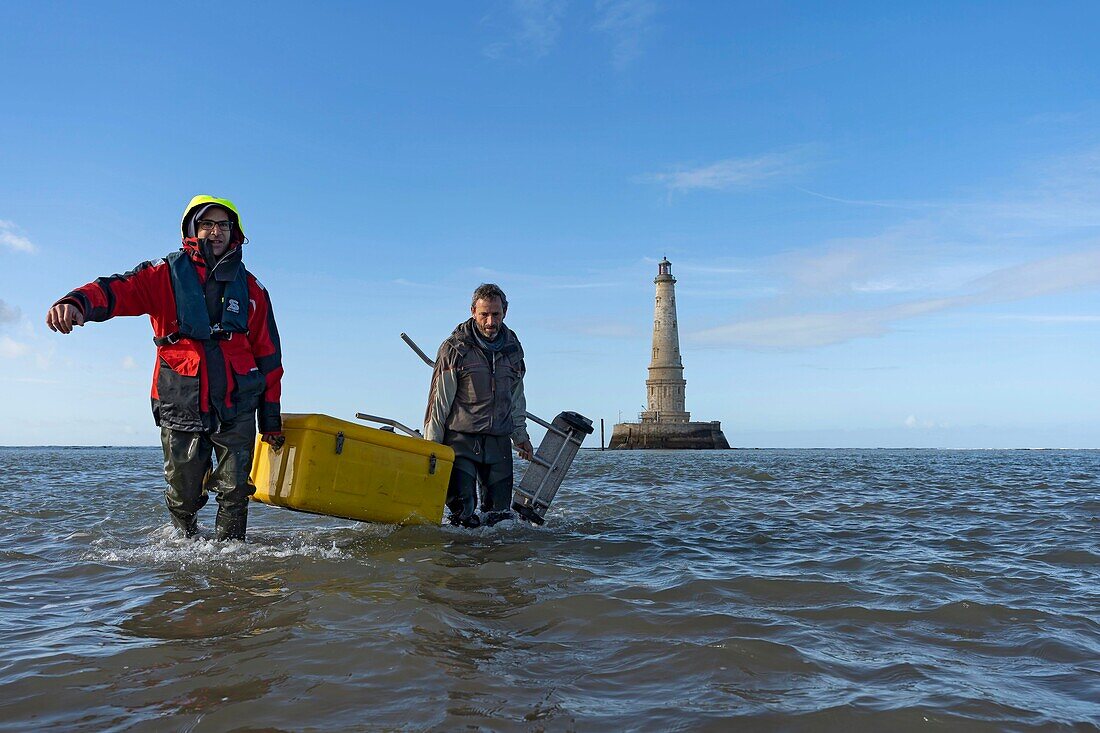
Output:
(904, 415), (948, 429)
(0, 299), (20, 325)
(464, 265), (626, 292)
(0, 299), (55, 365)
(0, 335), (29, 358)
(0, 300), (31, 358)
(121, 356), (137, 370)
(689, 299), (957, 349)
(684, 143), (1100, 350)
(593, 0), (658, 69)
(998, 314), (1100, 323)
(690, 247), (1100, 349)
(483, 0), (566, 60)
(971, 247), (1100, 300)
(0, 220), (36, 253)
(575, 322), (638, 338)
(795, 187), (933, 210)
(638, 149), (811, 193)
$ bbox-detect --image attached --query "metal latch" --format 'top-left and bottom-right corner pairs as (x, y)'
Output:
(429, 453), (436, 475)
(335, 431), (345, 455)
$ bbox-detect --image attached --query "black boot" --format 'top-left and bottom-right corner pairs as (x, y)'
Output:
(215, 508), (247, 541)
(447, 512), (482, 529)
(485, 511), (514, 527)
(170, 512), (199, 538)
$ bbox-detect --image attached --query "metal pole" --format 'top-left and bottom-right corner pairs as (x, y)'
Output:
(355, 412), (421, 438)
(600, 418), (605, 450)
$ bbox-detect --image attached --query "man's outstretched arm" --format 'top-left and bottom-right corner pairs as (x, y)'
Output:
(46, 261), (163, 334)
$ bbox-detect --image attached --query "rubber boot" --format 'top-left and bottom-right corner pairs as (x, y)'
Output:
(482, 477), (514, 526)
(170, 512), (199, 538)
(447, 512), (482, 529)
(215, 507), (247, 542)
(445, 463), (480, 528)
(485, 510), (514, 526)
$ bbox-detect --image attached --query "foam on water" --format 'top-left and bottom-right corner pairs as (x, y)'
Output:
(87, 524), (356, 566)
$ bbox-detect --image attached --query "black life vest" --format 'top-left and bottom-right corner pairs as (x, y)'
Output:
(155, 250), (249, 346)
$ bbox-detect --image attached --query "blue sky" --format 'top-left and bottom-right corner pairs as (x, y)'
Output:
(2, 1), (1099, 448)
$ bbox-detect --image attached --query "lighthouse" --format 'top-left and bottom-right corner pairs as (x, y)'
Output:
(608, 258), (730, 449)
(642, 257), (690, 423)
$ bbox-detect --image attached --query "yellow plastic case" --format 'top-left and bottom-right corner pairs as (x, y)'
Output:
(250, 413), (453, 525)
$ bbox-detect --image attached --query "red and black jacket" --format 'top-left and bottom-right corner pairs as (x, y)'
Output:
(56, 238), (283, 433)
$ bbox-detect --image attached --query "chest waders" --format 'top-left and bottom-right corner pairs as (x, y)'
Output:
(156, 250), (256, 541)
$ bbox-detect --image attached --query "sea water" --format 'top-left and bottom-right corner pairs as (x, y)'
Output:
(0, 447), (1097, 731)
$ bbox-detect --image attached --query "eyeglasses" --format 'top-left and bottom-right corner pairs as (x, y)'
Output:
(196, 219), (234, 232)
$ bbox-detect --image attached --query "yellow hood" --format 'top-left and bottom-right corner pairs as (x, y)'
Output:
(180, 194), (245, 246)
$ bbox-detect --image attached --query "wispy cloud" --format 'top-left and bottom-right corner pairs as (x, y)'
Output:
(593, 0), (658, 69)
(775, 221), (1001, 297)
(691, 247), (1100, 349)
(0, 336), (30, 359)
(0, 220), (36, 253)
(691, 299), (955, 350)
(483, 0), (566, 60)
(392, 278), (448, 290)
(0, 299), (53, 366)
(0, 300), (32, 359)
(680, 144), (1100, 350)
(466, 265), (624, 291)
(905, 415), (949, 429)
(638, 148), (812, 193)
(997, 314), (1100, 323)
(575, 322), (639, 338)
(795, 187), (931, 210)
(0, 299), (20, 325)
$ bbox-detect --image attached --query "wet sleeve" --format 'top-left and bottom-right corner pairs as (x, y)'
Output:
(248, 277), (283, 433)
(423, 345), (457, 444)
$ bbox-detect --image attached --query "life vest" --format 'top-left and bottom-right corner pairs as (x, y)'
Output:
(154, 250), (250, 345)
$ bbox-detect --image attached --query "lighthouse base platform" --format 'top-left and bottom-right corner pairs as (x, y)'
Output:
(607, 421), (731, 450)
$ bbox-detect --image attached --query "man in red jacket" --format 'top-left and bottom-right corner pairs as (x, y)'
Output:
(45, 195), (283, 541)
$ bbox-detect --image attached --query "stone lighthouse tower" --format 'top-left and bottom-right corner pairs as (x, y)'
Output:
(642, 257), (689, 423)
(608, 258), (730, 449)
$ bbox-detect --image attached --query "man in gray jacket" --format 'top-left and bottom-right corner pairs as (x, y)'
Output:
(424, 284), (534, 527)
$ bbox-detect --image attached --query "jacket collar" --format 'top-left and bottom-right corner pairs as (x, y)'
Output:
(454, 319), (517, 354)
(181, 237), (243, 282)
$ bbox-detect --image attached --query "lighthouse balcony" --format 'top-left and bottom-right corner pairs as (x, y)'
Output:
(639, 410), (691, 424)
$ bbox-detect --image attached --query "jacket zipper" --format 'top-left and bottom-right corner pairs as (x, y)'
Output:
(489, 351), (496, 432)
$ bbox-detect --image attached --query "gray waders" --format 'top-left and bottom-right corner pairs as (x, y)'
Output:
(161, 410), (257, 540)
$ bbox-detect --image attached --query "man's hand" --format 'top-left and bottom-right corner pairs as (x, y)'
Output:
(515, 439), (534, 461)
(46, 303), (84, 334)
(261, 432), (286, 451)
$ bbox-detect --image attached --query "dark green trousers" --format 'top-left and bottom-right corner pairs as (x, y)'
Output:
(160, 411), (257, 540)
